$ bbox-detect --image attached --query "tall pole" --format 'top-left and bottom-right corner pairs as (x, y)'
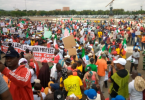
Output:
(25, 0), (27, 16)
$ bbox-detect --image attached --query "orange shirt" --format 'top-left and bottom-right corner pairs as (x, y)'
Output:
(142, 36), (145, 43)
(96, 59), (107, 76)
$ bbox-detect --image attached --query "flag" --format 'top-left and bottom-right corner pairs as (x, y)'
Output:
(54, 34), (58, 49)
(82, 48), (85, 60)
(143, 25), (144, 28)
(102, 45), (106, 52)
(26, 32), (29, 38)
(21, 20), (25, 24)
(71, 18), (72, 21)
(109, 47), (111, 53)
(122, 38), (127, 55)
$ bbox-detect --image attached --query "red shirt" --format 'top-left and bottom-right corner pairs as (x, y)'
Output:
(2, 65), (34, 100)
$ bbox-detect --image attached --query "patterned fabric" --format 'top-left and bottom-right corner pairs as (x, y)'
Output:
(61, 68), (68, 80)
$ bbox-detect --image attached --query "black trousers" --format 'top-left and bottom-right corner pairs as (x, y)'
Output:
(130, 63), (138, 73)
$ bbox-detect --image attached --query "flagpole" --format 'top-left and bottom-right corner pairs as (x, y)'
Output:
(25, 0), (27, 16)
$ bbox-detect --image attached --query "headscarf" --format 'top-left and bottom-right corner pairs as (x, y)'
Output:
(18, 58), (29, 68)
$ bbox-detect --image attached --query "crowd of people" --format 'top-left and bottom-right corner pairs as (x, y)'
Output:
(0, 18), (145, 100)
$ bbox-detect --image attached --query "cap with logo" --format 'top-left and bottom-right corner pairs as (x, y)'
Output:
(3, 50), (19, 58)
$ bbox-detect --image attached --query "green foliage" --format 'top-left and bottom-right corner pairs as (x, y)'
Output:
(0, 9), (144, 16)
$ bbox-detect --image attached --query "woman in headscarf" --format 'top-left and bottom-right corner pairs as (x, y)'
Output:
(38, 60), (50, 88)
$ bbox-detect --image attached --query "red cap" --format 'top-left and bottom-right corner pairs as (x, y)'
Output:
(41, 60), (47, 63)
(112, 51), (117, 55)
(29, 62), (35, 68)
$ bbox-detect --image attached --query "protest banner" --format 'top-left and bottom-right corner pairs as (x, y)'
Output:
(62, 35), (76, 49)
(1, 42), (55, 62)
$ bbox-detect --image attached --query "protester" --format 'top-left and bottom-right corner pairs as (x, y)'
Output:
(96, 53), (108, 92)
(108, 58), (129, 99)
(0, 75), (12, 100)
(24, 49), (33, 63)
(130, 46), (140, 73)
(64, 70), (84, 100)
(129, 70), (145, 100)
(38, 60), (50, 88)
(0, 50), (33, 100)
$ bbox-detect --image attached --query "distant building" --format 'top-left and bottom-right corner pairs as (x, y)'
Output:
(56, 9), (61, 11)
(63, 7), (70, 11)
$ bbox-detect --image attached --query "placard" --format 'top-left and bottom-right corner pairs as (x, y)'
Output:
(68, 48), (77, 56)
(3, 28), (7, 32)
(62, 35), (76, 49)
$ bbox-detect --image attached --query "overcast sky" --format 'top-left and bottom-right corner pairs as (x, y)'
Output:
(0, 0), (144, 11)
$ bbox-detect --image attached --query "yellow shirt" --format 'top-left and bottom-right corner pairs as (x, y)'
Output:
(64, 75), (83, 99)
(116, 48), (120, 55)
(120, 49), (126, 59)
(76, 65), (83, 72)
(59, 77), (63, 87)
(31, 40), (35, 46)
(98, 32), (102, 38)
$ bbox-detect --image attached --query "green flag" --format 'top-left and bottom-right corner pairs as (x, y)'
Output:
(82, 48), (85, 58)
(26, 32), (29, 38)
(143, 25), (144, 28)
(49, 27), (51, 31)
(21, 20), (25, 24)
(71, 18), (72, 21)
(109, 47), (111, 53)
(77, 20), (78, 22)
(102, 45), (106, 51)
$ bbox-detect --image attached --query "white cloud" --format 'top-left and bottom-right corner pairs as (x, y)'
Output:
(0, 0), (144, 11)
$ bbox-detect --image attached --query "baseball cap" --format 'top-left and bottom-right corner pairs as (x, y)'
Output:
(50, 83), (59, 90)
(111, 95), (125, 100)
(84, 89), (97, 100)
(3, 50), (19, 58)
(54, 90), (64, 100)
(113, 58), (126, 65)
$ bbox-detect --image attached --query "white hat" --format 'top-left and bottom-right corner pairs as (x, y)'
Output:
(88, 46), (92, 49)
(52, 34), (55, 37)
(113, 58), (126, 65)
(60, 46), (64, 48)
(64, 55), (70, 58)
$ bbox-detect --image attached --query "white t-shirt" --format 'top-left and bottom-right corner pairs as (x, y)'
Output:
(132, 51), (140, 64)
(129, 80), (143, 100)
(33, 92), (46, 100)
(29, 69), (37, 83)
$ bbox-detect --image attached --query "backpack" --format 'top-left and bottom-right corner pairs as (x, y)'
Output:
(73, 69), (83, 79)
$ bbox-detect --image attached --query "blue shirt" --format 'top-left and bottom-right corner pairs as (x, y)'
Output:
(132, 33), (135, 38)
(25, 40), (31, 45)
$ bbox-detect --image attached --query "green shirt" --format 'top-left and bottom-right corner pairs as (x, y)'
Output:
(85, 64), (97, 72)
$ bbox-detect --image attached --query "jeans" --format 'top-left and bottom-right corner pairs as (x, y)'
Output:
(98, 75), (105, 92)
(130, 63), (138, 73)
(99, 38), (102, 44)
(142, 43), (145, 50)
(131, 37), (135, 45)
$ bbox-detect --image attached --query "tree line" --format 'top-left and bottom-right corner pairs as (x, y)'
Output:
(0, 9), (144, 16)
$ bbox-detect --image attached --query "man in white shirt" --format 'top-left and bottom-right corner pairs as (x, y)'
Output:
(129, 70), (145, 100)
(130, 47), (140, 73)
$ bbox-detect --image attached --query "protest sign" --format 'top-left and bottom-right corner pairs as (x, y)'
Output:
(62, 35), (76, 49)
(135, 31), (141, 35)
(0, 22), (5, 27)
(44, 27), (52, 38)
(37, 26), (43, 31)
(1, 42), (55, 62)
(68, 48), (77, 56)
(10, 28), (15, 34)
(3, 28), (7, 32)
(64, 29), (69, 37)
